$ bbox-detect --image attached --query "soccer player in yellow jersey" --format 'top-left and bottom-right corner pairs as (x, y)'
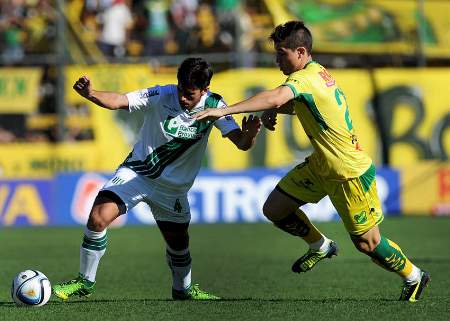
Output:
(196, 20), (430, 301)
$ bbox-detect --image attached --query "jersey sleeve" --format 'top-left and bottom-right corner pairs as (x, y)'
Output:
(126, 85), (161, 112)
(282, 73), (309, 98)
(214, 99), (240, 136)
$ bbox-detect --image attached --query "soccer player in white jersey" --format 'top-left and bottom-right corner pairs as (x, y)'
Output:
(53, 57), (262, 301)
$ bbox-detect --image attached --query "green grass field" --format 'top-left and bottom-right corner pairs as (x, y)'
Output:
(0, 216), (449, 321)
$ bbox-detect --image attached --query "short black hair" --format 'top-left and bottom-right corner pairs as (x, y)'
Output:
(269, 20), (313, 53)
(177, 57), (213, 90)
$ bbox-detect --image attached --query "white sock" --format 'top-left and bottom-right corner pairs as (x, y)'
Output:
(79, 227), (107, 282)
(309, 236), (331, 252)
(404, 265), (421, 284)
(166, 245), (192, 291)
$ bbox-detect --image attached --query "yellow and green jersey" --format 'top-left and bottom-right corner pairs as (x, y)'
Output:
(283, 60), (372, 180)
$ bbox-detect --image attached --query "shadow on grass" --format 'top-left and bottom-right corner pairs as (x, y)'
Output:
(0, 297), (397, 306)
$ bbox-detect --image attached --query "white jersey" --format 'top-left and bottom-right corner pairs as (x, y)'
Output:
(123, 84), (239, 192)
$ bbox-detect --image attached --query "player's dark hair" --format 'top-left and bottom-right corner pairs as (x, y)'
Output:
(177, 57), (213, 90)
(269, 20), (313, 53)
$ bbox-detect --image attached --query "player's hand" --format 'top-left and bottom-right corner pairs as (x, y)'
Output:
(261, 109), (277, 131)
(195, 108), (225, 122)
(73, 76), (92, 98)
(242, 114), (262, 137)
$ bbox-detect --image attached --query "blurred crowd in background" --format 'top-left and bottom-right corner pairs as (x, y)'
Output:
(90, 0), (265, 59)
(0, 0), (270, 143)
(0, 0), (56, 64)
(0, 0), (269, 64)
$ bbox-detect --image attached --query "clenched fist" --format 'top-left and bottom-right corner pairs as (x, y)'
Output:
(73, 76), (92, 98)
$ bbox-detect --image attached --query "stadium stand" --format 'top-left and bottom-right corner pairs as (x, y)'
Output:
(0, 0), (449, 165)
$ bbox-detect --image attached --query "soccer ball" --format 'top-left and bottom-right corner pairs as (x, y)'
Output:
(11, 270), (51, 307)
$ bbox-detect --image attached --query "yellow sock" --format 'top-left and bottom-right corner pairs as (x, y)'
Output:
(371, 236), (415, 278)
(386, 239), (413, 278)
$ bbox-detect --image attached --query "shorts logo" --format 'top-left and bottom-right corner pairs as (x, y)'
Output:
(300, 178), (314, 190)
(111, 177), (125, 185)
(174, 199), (182, 213)
(354, 211), (367, 224)
(370, 208), (382, 220)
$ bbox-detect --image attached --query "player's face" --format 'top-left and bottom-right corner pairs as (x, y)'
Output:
(177, 85), (207, 110)
(274, 43), (302, 75)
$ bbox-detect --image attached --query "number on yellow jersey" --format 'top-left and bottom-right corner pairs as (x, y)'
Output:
(334, 87), (353, 131)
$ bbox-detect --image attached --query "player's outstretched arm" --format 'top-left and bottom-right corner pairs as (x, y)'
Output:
(225, 115), (262, 151)
(73, 76), (129, 110)
(195, 86), (294, 121)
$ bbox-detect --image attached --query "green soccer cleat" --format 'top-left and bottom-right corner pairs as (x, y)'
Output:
(291, 240), (338, 273)
(399, 270), (431, 302)
(52, 274), (96, 301)
(172, 284), (221, 301)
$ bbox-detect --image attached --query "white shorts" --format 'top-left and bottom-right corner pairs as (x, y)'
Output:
(101, 166), (191, 224)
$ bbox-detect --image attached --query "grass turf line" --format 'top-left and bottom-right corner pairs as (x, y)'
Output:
(0, 216), (449, 321)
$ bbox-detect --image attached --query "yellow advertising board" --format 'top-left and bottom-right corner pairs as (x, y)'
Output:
(66, 64), (176, 105)
(401, 162), (450, 215)
(0, 141), (127, 178)
(373, 68), (450, 167)
(1, 65), (449, 178)
(66, 66), (450, 171)
(210, 68), (450, 169)
(0, 68), (42, 113)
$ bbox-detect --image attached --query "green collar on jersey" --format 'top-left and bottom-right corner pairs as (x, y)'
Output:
(304, 60), (317, 68)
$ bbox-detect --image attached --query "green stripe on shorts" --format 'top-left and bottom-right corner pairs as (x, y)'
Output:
(359, 164), (376, 193)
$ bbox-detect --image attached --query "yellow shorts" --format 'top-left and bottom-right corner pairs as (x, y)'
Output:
(277, 160), (384, 235)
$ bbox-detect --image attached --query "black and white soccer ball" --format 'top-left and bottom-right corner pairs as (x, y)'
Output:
(11, 270), (51, 307)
